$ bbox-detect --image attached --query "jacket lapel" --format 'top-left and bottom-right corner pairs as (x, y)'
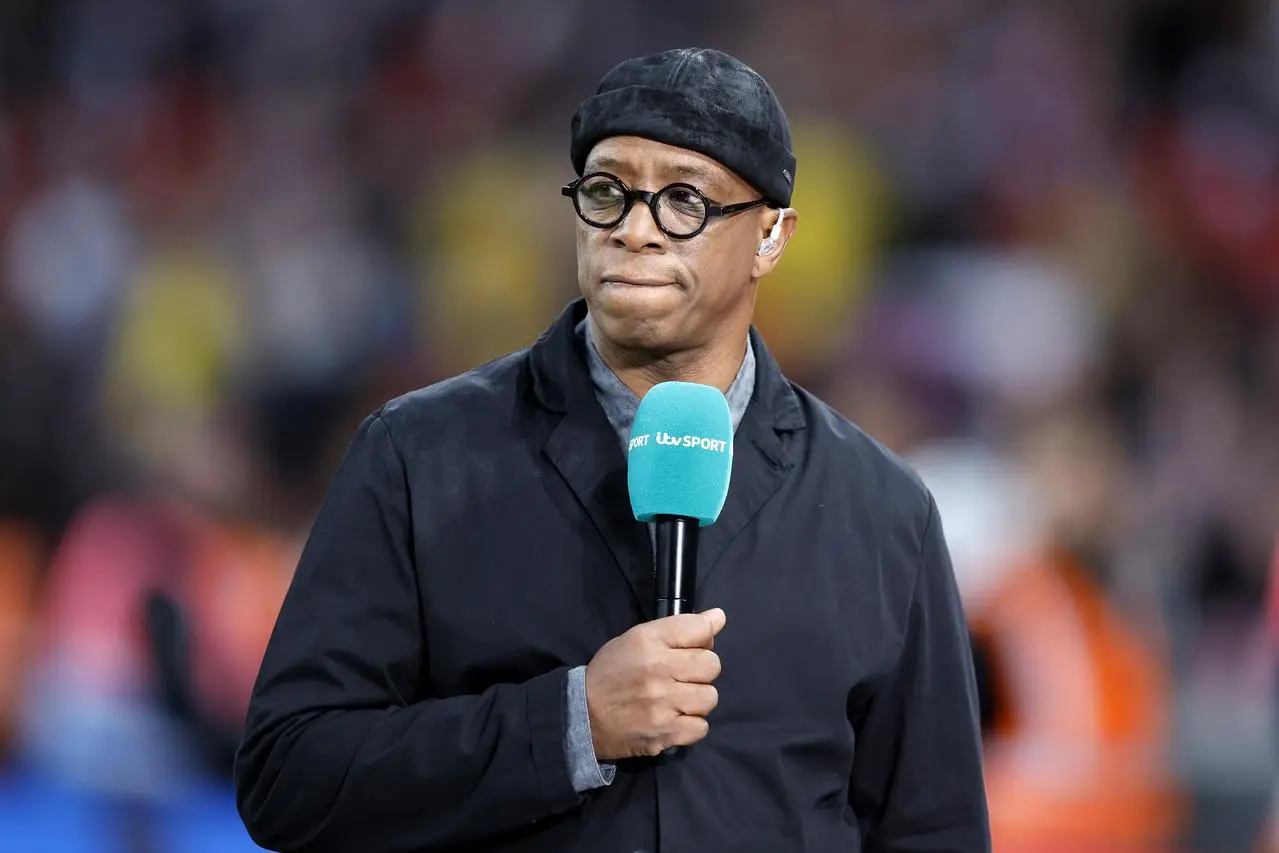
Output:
(532, 301), (655, 619)
(543, 412), (655, 619)
(696, 328), (806, 591)
(695, 405), (790, 589)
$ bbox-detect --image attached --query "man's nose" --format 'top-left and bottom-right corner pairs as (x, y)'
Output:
(610, 199), (666, 251)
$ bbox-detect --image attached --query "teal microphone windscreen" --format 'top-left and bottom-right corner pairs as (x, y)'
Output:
(627, 381), (733, 526)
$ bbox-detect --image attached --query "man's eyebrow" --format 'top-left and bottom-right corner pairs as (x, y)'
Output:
(586, 155), (626, 173)
(668, 161), (720, 186)
(584, 156), (724, 189)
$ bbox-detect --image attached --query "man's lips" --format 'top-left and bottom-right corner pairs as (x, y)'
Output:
(603, 275), (676, 287)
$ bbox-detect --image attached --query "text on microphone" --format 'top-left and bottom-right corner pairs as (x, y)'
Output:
(628, 432), (729, 453)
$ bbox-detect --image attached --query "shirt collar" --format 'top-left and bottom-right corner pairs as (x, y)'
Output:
(578, 317), (756, 450)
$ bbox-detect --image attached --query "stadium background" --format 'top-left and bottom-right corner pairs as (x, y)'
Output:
(0, 1), (1274, 851)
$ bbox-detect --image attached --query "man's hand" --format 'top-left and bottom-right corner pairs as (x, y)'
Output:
(584, 608), (726, 760)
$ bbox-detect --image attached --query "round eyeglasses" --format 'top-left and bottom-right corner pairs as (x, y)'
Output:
(562, 171), (770, 239)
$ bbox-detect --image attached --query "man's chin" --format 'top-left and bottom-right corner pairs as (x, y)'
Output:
(587, 298), (683, 356)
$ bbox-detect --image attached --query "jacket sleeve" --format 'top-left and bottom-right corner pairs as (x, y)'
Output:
(234, 412), (582, 853)
(850, 494), (992, 853)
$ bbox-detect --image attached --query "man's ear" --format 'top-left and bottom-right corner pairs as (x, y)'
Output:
(752, 208), (798, 278)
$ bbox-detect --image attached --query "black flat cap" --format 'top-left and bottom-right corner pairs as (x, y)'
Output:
(570, 48), (796, 207)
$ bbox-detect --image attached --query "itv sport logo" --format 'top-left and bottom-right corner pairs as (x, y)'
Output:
(628, 432), (729, 453)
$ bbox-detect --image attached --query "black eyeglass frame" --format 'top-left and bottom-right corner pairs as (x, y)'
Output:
(561, 171), (770, 239)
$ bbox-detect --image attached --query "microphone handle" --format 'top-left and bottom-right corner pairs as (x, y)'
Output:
(654, 515), (698, 618)
(653, 514), (699, 761)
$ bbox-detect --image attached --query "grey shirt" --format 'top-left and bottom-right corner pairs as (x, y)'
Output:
(565, 318), (756, 791)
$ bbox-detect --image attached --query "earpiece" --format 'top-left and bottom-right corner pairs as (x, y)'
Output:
(756, 211), (786, 256)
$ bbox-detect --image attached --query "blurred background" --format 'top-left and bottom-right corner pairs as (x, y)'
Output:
(0, 0), (1275, 851)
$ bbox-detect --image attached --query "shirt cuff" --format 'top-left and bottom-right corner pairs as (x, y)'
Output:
(565, 665), (616, 792)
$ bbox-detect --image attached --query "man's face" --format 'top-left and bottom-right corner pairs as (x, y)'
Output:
(574, 135), (784, 357)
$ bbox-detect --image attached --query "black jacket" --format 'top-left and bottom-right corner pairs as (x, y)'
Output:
(235, 299), (990, 853)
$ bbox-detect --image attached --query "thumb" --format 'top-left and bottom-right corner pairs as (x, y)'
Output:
(702, 607), (727, 638)
(656, 609), (727, 649)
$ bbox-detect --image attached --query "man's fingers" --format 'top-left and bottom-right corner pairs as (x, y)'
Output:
(670, 681), (719, 717)
(671, 648), (721, 684)
(664, 715), (711, 749)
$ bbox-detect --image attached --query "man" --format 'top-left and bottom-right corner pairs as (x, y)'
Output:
(235, 48), (990, 852)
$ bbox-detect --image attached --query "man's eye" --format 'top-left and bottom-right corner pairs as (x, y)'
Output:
(665, 189), (704, 212)
(584, 183), (622, 202)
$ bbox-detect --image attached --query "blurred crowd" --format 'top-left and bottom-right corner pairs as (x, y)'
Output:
(0, 1), (1275, 851)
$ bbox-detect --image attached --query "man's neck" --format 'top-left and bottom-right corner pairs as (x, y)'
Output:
(586, 319), (748, 399)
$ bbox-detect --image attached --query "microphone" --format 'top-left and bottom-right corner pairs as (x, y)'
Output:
(627, 381), (734, 618)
